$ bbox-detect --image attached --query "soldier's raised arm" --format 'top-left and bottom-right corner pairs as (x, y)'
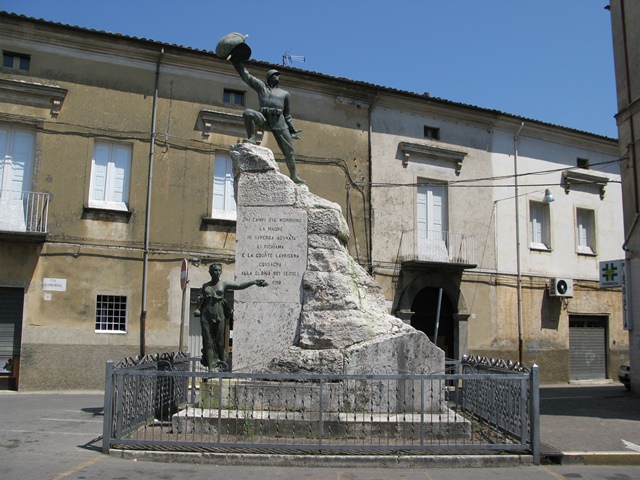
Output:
(231, 58), (263, 92)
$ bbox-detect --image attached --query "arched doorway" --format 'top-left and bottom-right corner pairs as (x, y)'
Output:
(410, 287), (455, 359)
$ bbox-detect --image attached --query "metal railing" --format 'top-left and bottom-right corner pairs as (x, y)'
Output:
(399, 229), (476, 266)
(0, 190), (50, 233)
(103, 353), (539, 463)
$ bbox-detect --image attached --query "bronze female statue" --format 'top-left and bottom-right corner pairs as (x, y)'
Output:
(194, 263), (267, 370)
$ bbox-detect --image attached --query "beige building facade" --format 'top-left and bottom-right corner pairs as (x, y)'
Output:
(0, 12), (626, 390)
(0, 13), (371, 390)
(369, 93), (626, 384)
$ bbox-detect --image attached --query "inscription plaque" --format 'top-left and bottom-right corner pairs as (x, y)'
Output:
(235, 206), (307, 303)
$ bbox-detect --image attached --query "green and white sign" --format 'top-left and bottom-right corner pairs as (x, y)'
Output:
(599, 260), (631, 330)
(600, 260), (624, 288)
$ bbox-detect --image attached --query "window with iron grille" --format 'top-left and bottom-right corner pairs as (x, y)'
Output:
(95, 295), (127, 333)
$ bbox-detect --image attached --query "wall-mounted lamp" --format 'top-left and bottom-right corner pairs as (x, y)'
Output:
(543, 188), (555, 204)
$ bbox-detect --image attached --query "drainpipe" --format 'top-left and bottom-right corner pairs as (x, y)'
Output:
(514, 121), (525, 363)
(366, 92), (380, 274)
(140, 48), (164, 357)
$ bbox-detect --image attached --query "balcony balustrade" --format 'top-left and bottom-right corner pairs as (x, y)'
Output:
(400, 229), (476, 267)
(0, 190), (50, 234)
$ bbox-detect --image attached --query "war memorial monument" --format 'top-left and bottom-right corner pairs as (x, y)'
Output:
(188, 34), (448, 418)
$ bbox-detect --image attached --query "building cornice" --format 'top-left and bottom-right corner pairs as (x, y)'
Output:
(0, 77), (67, 116)
(399, 142), (467, 175)
(562, 170), (609, 199)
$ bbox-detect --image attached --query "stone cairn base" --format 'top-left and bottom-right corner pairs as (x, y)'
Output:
(190, 143), (448, 420)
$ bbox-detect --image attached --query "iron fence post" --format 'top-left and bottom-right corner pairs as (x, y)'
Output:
(115, 372), (125, 440)
(190, 357), (197, 405)
(318, 377), (323, 447)
(217, 374), (222, 444)
(102, 360), (114, 454)
(530, 365), (540, 465)
(520, 376), (528, 446)
(420, 377), (425, 446)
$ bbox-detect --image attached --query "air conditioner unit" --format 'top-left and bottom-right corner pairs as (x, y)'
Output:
(549, 278), (573, 297)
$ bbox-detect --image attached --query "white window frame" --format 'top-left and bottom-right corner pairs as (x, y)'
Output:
(576, 208), (596, 255)
(0, 124), (35, 200)
(94, 294), (128, 333)
(88, 141), (132, 211)
(530, 201), (551, 250)
(416, 182), (449, 261)
(211, 151), (237, 221)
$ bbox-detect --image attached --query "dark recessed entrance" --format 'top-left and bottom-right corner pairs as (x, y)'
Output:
(410, 287), (455, 359)
(0, 287), (23, 390)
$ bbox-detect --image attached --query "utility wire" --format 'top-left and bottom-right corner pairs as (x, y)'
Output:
(354, 156), (625, 188)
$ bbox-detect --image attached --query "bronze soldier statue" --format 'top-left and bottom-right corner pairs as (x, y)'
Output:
(231, 58), (305, 184)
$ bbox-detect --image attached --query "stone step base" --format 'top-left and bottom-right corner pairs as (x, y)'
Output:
(172, 407), (471, 441)
(198, 378), (446, 414)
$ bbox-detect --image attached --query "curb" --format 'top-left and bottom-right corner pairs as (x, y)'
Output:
(559, 452), (640, 466)
(112, 450), (533, 469)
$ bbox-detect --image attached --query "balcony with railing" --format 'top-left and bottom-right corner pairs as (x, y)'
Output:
(0, 190), (50, 240)
(399, 229), (476, 268)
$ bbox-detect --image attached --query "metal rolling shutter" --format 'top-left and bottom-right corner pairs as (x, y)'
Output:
(0, 287), (24, 356)
(569, 316), (607, 381)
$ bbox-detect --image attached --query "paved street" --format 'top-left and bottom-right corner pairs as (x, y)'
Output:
(1, 383), (640, 479)
(540, 383), (640, 460)
(540, 383), (640, 453)
(0, 391), (104, 479)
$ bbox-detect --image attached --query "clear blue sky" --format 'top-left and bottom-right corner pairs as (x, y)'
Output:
(0, 0), (618, 138)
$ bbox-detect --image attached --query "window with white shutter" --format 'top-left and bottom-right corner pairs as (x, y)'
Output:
(576, 208), (596, 255)
(530, 201), (550, 250)
(211, 152), (236, 221)
(417, 183), (448, 262)
(0, 124), (35, 200)
(89, 141), (131, 211)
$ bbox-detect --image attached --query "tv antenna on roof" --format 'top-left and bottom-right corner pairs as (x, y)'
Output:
(282, 48), (305, 67)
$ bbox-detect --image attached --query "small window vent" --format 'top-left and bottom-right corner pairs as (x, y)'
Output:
(424, 125), (440, 140)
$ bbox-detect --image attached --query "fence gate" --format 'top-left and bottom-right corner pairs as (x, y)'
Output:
(569, 315), (607, 381)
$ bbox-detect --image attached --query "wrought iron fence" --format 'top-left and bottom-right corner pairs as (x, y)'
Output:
(102, 352), (189, 445)
(103, 354), (539, 463)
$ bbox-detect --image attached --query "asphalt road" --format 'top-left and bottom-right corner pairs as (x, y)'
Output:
(1, 384), (639, 479)
(539, 383), (640, 453)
